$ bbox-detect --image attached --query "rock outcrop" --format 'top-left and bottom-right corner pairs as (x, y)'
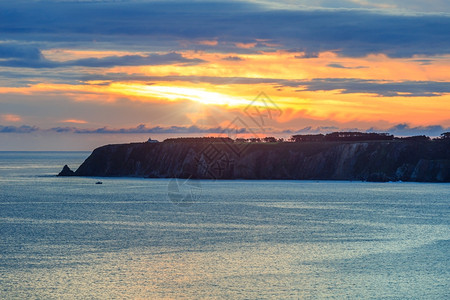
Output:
(58, 164), (75, 176)
(58, 139), (450, 182)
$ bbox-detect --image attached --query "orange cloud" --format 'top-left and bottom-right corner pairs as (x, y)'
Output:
(61, 119), (88, 124)
(122, 51), (450, 83)
(235, 42), (257, 49)
(197, 40), (218, 46)
(1, 114), (22, 122)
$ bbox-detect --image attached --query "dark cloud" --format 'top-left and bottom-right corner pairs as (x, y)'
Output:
(0, 1), (449, 57)
(298, 78), (450, 97)
(0, 58), (57, 69)
(3, 122), (448, 137)
(370, 124), (450, 137)
(0, 125), (39, 133)
(285, 124), (450, 137)
(0, 44), (56, 68)
(0, 44), (42, 60)
(294, 52), (320, 59)
(222, 56), (244, 61)
(0, 49), (204, 68)
(18, 124), (246, 134)
(283, 126), (340, 134)
(66, 52), (204, 68)
(327, 63), (368, 69)
(413, 59), (434, 65)
(71, 124), (246, 134)
(0, 68), (91, 86)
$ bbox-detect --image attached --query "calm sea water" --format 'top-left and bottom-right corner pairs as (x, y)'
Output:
(0, 152), (449, 299)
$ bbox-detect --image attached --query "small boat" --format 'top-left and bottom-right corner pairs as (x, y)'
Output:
(95, 181), (103, 185)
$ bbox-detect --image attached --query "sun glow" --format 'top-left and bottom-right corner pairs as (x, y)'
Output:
(109, 83), (252, 107)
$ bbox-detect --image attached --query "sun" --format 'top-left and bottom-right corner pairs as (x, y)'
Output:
(109, 83), (250, 107)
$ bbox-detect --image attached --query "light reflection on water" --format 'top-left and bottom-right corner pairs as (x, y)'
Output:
(0, 152), (449, 299)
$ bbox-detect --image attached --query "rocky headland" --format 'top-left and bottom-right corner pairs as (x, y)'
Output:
(59, 137), (450, 182)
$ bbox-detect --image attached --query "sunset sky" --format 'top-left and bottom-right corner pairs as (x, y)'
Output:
(1, 0), (450, 150)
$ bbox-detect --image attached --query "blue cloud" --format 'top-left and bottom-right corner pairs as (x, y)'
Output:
(294, 52), (320, 59)
(34, 124), (245, 135)
(0, 125), (39, 133)
(0, 49), (204, 68)
(2, 123), (448, 137)
(298, 78), (450, 97)
(327, 63), (368, 69)
(0, 44), (42, 60)
(284, 126), (340, 134)
(0, 1), (449, 57)
(0, 123), (246, 135)
(72, 124), (246, 134)
(286, 124), (450, 137)
(370, 124), (450, 137)
(222, 56), (244, 61)
(66, 53), (204, 68)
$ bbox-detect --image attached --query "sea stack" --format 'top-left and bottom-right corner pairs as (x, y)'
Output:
(58, 165), (75, 176)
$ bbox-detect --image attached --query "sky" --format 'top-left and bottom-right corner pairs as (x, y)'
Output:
(1, 0), (450, 150)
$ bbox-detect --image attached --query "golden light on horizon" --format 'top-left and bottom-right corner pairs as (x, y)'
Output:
(0, 48), (449, 131)
(108, 83), (271, 108)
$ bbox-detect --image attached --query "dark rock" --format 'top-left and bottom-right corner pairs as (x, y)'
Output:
(395, 163), (415, 181)
(61, 140), (450, 182)
(367, 172), (390, 182)
(58, 165), (75, 176)
(411, 159), (450, 182)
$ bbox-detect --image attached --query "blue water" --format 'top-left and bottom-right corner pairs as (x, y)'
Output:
(0, 152), (449, 299)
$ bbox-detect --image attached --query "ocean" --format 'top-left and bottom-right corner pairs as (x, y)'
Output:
(0, 152), (449, 299)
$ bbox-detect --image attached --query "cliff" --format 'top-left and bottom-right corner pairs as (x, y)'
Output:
(59, 139), (450, 182)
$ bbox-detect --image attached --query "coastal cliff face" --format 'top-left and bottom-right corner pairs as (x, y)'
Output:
(62, 140), (450, 182)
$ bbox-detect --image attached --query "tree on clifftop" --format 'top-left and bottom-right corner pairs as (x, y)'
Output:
(263, 137), (277, 143)
(441, 132), (450, 139)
